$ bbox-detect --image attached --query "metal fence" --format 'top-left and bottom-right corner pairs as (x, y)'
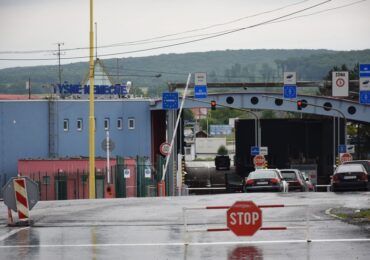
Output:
(13, 155), (167, 201)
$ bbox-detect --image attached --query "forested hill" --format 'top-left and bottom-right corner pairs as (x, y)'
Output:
(1, 49), (370, 96)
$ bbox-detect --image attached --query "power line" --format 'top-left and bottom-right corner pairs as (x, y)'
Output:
(0, 0), (365, 62)
(68, 0), (332, 59)
(0, 0), (309, 55)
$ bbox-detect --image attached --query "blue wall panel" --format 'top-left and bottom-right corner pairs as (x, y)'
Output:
(0, 101), (49, 176)
(0, 100), (152, 179)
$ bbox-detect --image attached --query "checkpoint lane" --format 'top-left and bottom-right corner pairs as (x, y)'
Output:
(0, 192), (369, 259)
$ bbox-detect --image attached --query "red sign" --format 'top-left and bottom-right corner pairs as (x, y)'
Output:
(227, 201), (262, 236)
(159, 142), (171, 156)
(253, 155), (265, 168)
(340, 153), (352, 163)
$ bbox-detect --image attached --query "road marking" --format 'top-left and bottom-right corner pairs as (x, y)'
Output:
(0, 227), (29, 242)
(0, 238), (370, 248)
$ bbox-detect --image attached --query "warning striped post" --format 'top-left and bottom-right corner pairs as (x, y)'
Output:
(13, 178), (29, 220)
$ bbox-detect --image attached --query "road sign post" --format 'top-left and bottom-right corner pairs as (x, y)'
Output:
(359, 64), (370, 104)
(162, 92), (179, 109)
(2, 176), (39, 226)
(250, 146), (260, 156)
(194, 72), (207, 99)
(194, 85), (207, 99)
(332, 71), (349, 97)
(283, 85), (297, 99)
(227, 201), (262, 236)
(283, 72), (297, 99)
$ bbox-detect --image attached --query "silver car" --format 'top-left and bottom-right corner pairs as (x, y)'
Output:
(244, 169), (288, 193)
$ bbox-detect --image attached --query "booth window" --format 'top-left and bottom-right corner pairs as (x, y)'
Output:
(63, 119), (69, 131)
(104, 118), (110, 130)
(117, 117), (123, 130)
(77, 119), (83, 131)
(128, 118), (135, 130)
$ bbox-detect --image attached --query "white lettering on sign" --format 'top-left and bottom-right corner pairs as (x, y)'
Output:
(229, 212), (260, 225)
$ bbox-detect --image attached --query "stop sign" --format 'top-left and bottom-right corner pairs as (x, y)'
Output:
(340, 153), (352, 163)
(253, 155), (265, 168)
(227, 201), (262, 236)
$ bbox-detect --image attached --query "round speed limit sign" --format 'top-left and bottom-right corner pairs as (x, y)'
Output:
(336, 78), (345, 87)
(160, 142), (171, 156)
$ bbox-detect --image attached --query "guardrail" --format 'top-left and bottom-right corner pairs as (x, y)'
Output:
(315, 184), (331, 192)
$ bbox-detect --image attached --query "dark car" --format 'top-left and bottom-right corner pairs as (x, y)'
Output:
(280, 169), (308, 192)
(301, 172), (315, 191)
(244, 169), (288, 193)
(331, 164), (369, 192)
(343, 160), (370, 179)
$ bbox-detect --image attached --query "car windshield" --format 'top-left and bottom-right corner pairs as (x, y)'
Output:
(248, 171), (277, 179)
(336, 164), (364, 173)
(343, 161), (370, 173)
(281, 172), (297, 180)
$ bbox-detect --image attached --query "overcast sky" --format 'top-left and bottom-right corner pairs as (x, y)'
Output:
(0, 0), (369, 69)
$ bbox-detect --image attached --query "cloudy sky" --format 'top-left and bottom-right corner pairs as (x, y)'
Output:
(0, 0), (369, 69)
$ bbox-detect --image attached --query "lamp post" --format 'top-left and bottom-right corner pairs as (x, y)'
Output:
(88, 0), (96, 199)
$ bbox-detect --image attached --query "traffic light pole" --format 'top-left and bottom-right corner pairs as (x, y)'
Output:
(263, 95), (347, 171)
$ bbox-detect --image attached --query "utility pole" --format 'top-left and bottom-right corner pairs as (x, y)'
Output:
(95, 22), (98, 58)
(55, 43), (64, 86)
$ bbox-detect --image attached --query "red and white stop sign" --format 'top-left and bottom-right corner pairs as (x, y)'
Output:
(227, 201), (262, 236)
(253, 155), (265, 168)
(340, 153), (352, 163)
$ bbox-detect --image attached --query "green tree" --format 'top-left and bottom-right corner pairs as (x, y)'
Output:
(217, 145), (229, 155)
(182, 109), (194, 122)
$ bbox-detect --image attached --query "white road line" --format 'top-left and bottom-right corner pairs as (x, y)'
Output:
(0, 238), (370, 248)
(0, 227), (29, 242)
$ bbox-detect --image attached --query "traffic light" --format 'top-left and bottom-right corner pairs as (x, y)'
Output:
(211, 100), (216, 111)
(297, 99), (307, 110)
(297, 100), (303, 110)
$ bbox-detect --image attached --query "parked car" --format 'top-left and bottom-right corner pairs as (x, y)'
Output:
(343, 160), (370, 179)
(331, 164), (369, 192)
(280, 169), (308, 192)
(244, 169), (288, 192)
(301, 172), (315, 191)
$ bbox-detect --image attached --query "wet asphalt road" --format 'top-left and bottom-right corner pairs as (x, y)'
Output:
(0, 192), (369, 259)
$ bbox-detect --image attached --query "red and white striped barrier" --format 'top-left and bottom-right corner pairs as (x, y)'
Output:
(183, 202), (310, 241)
(13, 178), (30, 221)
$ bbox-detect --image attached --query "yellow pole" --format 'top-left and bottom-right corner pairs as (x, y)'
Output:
(88, 0), (96, 199)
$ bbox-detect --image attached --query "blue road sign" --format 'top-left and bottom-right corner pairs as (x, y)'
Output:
(162, 92), (179, 109)
(251, 146), (260, 156)
(283, 85), (297, 99)
(359, 64), (370, 77)
(194, 85), (207, 99)
(338, 144), (347, 154)
(359, 90), (370, 105)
